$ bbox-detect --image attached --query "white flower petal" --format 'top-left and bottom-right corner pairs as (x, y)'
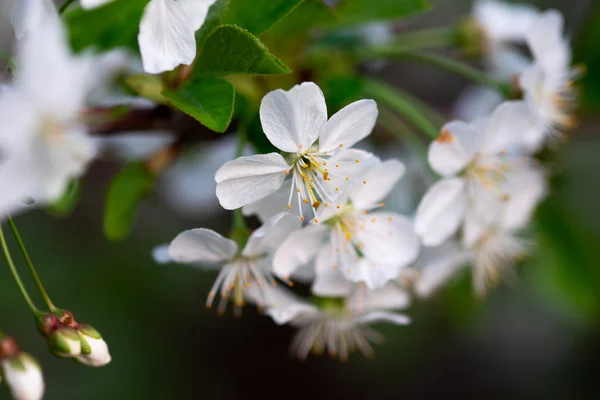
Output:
(352, 311), (411, 326)
(499, 169), (547, 230)
(356, 212), (420, 269)
(259, 82), (327, 152)
(415, 178), (468, 246)
(349, 159), (405, 210)
(312, 238), (352, 296)
(243, 212), (301, 257)
(415, 243), (473, 298)
(453, 85), (503, 122)
(215, 153), (289, 210)
(318, 99), (378, 153)
(243, 180), (302, 222)
(429, 121), (480, 176)
(482, 101), (539, 154)
(272, 224), (328, 278)
(264, 287), (319, 325)
(10, 0), (57, 40)
(348, 283), (411, 312)
(138, 0), (215, 74)
(474, 0), (540, 43)
(526, 10), (570, 71)
(342, 259), (402, 290)
(168, 228), (237, 266)
(80, 0), (114, 9)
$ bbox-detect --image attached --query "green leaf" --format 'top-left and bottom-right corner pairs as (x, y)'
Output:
(266, 0), (335, 37)
(125, 74), (168, 104)
(163, 77), (235, 133)
(224, 0), (303, 35)
(104, 163), (155, 241)
(195, 0), (231, 48)
(48, 180), (81, 218)
(193, 25), (291, 77)
(65, 0), (147, 53)
(335, 0), (430, 26)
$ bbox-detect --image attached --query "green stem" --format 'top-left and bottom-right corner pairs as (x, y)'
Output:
(0, 51), (15, 69)
(390, 26), (456, 51)
(59, 0), (77, 14)
(7, 218), (56, 311)
(357, 48), (510, 97)
(0, 224), (38, 314)
(363, 78), (439, 140)
(378, 108), (427, 158)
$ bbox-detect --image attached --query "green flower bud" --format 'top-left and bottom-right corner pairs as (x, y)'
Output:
(47, 327), (81, 358)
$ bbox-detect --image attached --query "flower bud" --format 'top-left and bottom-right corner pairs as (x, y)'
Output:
(75, 324), (111, 367)
(0, 335), (44, 400)
(2, 353), (45, 400)
(47, 326), (81, 358)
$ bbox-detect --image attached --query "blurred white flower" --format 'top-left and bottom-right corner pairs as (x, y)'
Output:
(217, 82), (379, 221)
(262, 285), (410, 361)
(88, 49), (155, 109)
(138, 0), (217, 74)
(455, 0), (540, 122)
(415, 101), (539, 246)
(519, 10), (582, 151)
(163, 213), (300, 314)
(473, 0), (539, 76)
(10, 0), (57, 40)
(273, 159), (420, 291)
(2, 353), (44, 400)
(0, 16), (96, 215)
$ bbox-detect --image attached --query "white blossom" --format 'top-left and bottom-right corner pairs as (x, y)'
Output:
(415, 101), (540, 247)
(519, 10), (582, 151)
(273, 159), (420, 291)
(262, 285), (410, 361)
(80, 0), (114, 9)
(217, 82), (379, 221)
(163, 213), (300, 314)
(2, 353), (44, 400)
(0, 16), (96, 216)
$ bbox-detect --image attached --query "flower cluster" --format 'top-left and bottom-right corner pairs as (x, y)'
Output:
(156, 2), (580, 361)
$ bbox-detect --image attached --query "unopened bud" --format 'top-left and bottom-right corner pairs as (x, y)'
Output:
(0, 336), (45, 400)
(47, 326), (81, 358)
(454, 17), (486, 58)
(75, 324), (111, 367)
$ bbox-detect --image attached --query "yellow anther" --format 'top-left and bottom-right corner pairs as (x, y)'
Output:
(336, 205), (341, 209)
(345, 176), (349, 181)
(314, 219), (319, 223)
(323, 171), (329, 180)
(339, 143), (343, 148)
(297, 189), (301, 193)
(335, 164), (340, 168)
(303, 199), (309, 204)
(371, 218), (376, 223)
(380, 202), (385, 207)
(324, 203), (329, 207)
(345, 233), (352, 241)
(284, 170), (290, 175)
(287, 204), (291, 210)
(312, 201), (321, 209)
(436, 130), (454, 143)
(363, 180), (367, 184)
(335, 188), (339, 192)
(355, 159), (359, 163)
(363, 211), (367, 215)
(323, 162), (327, 166)
(388, 216), (393, 221)
(301, 216), (305, 221)
(332, 265), (337, 269)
